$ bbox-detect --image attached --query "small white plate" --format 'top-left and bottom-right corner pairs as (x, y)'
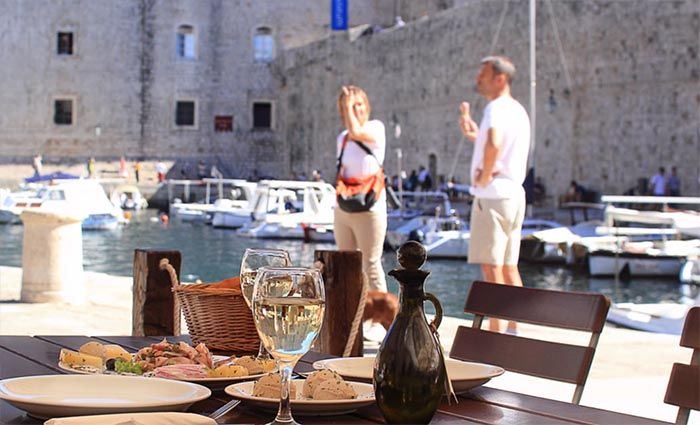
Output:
(0, 374), (211, 419)
(225, 379), (375, 416)
(58, 355), (265, 391)
(312, 356), (504, 394)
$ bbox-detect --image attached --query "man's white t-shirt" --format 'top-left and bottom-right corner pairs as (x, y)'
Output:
(336, 119), (386, 212)
(470, 96), (531, 199)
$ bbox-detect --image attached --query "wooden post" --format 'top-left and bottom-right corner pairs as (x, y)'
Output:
(132, 249), (181, 336)
(314, 250), (363, 357)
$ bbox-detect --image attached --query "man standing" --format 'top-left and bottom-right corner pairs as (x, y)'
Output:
(458, 56), (530, 333)
(649, 167), (666, 196)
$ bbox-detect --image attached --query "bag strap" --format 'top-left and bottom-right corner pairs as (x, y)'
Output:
(336, 134), (384, 180)
(336, 134), (350, 178)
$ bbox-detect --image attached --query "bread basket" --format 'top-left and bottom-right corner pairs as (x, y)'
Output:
(160, 259), (260, 353)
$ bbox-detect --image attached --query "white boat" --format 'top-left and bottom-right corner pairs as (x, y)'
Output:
(385, 192), (455, 248)
(110, 184), (148, 210)
(606, 302), (696, 335)
(0, 179), (124, 230)
(236, 180), (336, 240)
(587, 239), (700, 277)
(399, 217), (564, 260)
(169, 178), (255, 224)
(209, 181), (259, 229)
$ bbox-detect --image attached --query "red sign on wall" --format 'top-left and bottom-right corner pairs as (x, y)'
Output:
(215, 115), (233, 132)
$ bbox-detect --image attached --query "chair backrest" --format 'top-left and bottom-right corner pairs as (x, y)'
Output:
(664, 307), (700, 425)
(450, 280), (610, 404)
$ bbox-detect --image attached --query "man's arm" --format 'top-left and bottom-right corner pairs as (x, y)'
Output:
(474, 127), (501, 187)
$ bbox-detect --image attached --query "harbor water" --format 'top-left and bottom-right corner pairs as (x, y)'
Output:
(1, 210), (697, 318)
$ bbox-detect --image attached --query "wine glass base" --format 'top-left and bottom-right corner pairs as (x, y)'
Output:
(266, 419), (300, 425)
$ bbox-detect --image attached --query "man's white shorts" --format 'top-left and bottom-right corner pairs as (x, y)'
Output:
(468, 193), (526, 265)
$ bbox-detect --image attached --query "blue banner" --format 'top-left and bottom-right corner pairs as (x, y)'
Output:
(331, 0), (348, 30)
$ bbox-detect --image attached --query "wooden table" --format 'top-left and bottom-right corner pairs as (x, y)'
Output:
(0, 335), (669, 424)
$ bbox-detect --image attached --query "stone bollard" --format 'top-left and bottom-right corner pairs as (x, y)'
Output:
(20, 210), (87, 304)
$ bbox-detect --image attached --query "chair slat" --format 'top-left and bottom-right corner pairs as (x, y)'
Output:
(680, 307), (700, 350)
(464, 281), (610, 332)
(664, 363), (700, 410)
(450, 326), (595, 385)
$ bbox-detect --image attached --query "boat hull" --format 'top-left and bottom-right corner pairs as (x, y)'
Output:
(588, 251), (684, 276)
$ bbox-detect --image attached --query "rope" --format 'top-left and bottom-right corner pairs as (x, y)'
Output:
(159, 258), (180, 288)
(343, 271), (369, 357)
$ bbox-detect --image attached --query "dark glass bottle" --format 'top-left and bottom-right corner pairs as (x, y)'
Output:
(373, 241), (446, 424)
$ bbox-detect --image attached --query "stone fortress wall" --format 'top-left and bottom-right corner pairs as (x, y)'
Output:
(280, 0), (700, 198)
(0, 0), (403, 178)
(0, 0), (698, 198)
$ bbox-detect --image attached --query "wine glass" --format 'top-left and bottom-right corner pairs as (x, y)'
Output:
(252, 267), (325, 425)
(240, 248), (292, 360)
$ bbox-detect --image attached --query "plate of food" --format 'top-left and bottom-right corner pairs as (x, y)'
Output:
(312, 356), (504, 394)
(0, 374), (210, 419)
(57, 340), (274, 391)
(225, 370), (375, 415)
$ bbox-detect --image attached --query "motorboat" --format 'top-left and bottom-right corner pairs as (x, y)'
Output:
(237, 180), (336, 239)
(385, 191), (455, 248)
(606, 302), (696, 335)
(169, 178), (256, 224)
(586, 239), (700, 277)
(110, 184), (148, 210)
(397, 217), (564, 260)
(210, 181), (259, 229)
(0, 179), (125, 230)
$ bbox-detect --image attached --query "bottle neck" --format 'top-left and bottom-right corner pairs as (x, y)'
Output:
(398, 283), (425, 312)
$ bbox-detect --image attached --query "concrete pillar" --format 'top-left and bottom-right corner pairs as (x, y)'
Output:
(20, 210), (87, 304)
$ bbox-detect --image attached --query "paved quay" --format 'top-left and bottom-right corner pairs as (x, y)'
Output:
(0, 265), (696, 423)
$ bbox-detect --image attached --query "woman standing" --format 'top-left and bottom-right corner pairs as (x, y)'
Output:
(334, 85), (387, 293)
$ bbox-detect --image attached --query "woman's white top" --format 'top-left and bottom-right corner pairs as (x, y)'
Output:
(336, 119), (386, 212)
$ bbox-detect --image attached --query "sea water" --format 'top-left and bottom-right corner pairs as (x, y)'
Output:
(0, 210), (696, 318)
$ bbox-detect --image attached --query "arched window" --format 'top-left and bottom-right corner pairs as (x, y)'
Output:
(176, 25), (196, 59)
(253, 27), (274, 62)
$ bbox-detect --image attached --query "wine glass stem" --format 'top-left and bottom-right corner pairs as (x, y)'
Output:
(275, 360), (295, 424)
(257, 342), (270, 360)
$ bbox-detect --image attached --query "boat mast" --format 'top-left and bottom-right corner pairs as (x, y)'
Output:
(529, 0), (537, 172)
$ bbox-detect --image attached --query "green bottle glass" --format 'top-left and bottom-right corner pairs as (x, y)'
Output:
(373, 241), (446, 424)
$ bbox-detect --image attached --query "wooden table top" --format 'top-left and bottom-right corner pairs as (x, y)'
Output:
(0, 335), (670, 424)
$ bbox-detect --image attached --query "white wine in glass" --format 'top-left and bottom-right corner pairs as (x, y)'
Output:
(240, 248), (292, 360)
(252, 267), (325, 425)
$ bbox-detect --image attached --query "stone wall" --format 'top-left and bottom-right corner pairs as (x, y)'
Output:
(0, 0), (405, 178)
(279, 0), (700, 199)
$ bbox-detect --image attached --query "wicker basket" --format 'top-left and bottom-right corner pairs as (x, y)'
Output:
(162, 260), (260, 353)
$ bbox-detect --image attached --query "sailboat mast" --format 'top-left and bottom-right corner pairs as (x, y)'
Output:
(529, 0), (537, 171)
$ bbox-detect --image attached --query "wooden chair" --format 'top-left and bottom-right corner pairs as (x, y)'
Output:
(664, 306), (700, 424)
(450, 280), (610, 404)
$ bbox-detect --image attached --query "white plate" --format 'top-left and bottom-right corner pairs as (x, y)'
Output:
(312, 356), (504, 394)
(0, 375), (211, 419)
(225, 379), (375, 416)
(58, 355), (265, 391)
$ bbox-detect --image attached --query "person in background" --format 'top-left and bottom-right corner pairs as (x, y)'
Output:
(407, 169), (418, 191)
(133, 161), (142, 183)
(156, 161), (167, 183)
(119, 156), (128, 178)
(649, 167), (666, 196)
(197, 160), (207, 180)
(334, 84), (389, 342)
(458, 56), (530, 334)
(32, 155), (42, 177)
(667, 166), (681, 196)
(311, 169), (324, 182)
(564, 180), (585, 203)
(87, 157), (96, 178)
